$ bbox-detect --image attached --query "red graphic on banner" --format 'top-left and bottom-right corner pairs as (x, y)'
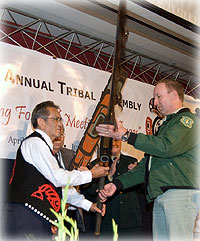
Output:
(146, 116), (153, 135)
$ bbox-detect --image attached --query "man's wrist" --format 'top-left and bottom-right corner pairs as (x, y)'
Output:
(112, 178), (123, 191)
(127, 132), (138, 146)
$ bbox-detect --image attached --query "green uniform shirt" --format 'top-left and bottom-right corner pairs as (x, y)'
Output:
(117, 108), (200, 202)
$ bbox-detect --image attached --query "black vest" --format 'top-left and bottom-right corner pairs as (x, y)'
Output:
(8, 131), (62, 222)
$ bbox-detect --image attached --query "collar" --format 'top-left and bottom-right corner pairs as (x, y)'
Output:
(111, 155), (120, 161)
(165, 107), (191, 122)
(35, 129), (53, 149)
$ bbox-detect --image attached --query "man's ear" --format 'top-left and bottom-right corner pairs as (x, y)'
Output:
(37, 118), (46, 130)
(171, 89), (179, 101)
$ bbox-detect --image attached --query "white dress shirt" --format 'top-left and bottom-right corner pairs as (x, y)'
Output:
(56, 150), (92, 211)
(65, 188), (92, 211)
(21, 129), (92, 188)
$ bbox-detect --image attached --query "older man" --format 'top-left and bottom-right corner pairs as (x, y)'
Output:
(6, 101), (108, 239)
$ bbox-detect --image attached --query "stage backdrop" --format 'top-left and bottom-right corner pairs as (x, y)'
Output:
(0, 42), (199, 161)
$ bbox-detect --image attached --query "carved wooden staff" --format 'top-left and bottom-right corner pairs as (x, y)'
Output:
(95, 0), (128, 235)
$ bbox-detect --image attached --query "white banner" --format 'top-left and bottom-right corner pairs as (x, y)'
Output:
(1, 43), (198, 160)
(146, 0), (200, 26)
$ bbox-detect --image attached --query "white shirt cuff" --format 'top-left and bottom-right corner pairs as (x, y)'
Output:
(78, 199), (93, 212)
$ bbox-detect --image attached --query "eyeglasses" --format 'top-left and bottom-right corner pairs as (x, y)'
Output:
(43, 117), (63, 122)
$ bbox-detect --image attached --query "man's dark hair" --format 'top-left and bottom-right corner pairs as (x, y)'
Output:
(31, 101), (59, 129)
(157, 79), (184, 102)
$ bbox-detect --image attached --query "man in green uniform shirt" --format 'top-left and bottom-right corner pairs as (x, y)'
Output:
(96, 79), (200, 241)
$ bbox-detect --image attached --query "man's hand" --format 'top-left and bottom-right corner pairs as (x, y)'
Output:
(78, 166), (89, 171)
(128, 161), (138, 170)
(108, 157), (119, 179)
(89, 203), (106, 216)
(90, 164), (109, 178)
(99, 183), (117, 202)
(51, 225), (57, 235)
(96, 121), (127, 140)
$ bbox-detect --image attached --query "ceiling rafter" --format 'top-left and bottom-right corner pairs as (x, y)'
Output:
(0, 7), (199, 99)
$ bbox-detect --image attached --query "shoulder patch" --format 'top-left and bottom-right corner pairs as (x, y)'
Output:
(180, 116), (194, 128)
